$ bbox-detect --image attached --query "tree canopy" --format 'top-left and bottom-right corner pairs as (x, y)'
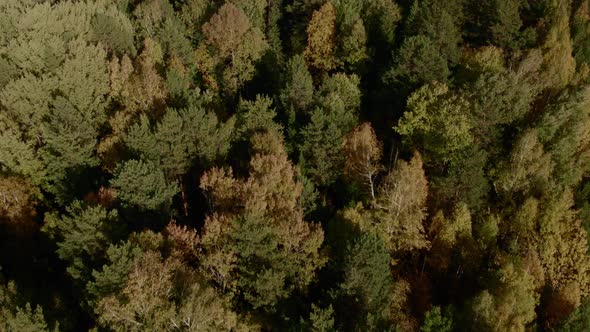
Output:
(2, 0), (590, 330)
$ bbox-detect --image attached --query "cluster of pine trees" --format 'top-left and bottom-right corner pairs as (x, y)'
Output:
(2, 0), (590, 330)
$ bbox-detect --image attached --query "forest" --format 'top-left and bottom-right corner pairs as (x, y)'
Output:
(2, 0), (590, 331)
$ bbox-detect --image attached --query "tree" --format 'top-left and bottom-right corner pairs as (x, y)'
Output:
(232, 0), (267, 30)
(316, 72), (362, 117)
(572, 3), (590, 68)
(339, 233), (395, 329)
(386, 35), (450, 87)
(405, 0), (462, 66)
(363, 0), (401, 50)
(0, 280), (51, 332)
(308, 304), (335, 332)
(537, 0), (576, 91)
(299, 107), (347, 187)
(200, 138), (325, 311)
(489, 0), (529, 49)
(298, 72), (361, 187)
(96, 250), (176, 330)
(466, 70), (534, 146)
(156, 16), (193, 66)
(559, 299), (590, 332)
(430, 145), (490, 211)
(132, 0), (175, 39)
(0, 176), (37, 224)
(202, 2), (267, 95)
(117, 38), (167, 114)
(264, 0), (284, 57)
(56, 39), (110, 126)
(421, 306), (453, 332)
(280, 54), (314, 112)
(535, 191), (590, 296)
(465, 0), (533, 50)
(304, 1), (337, 72)
(471, 263), (538, 332)
(87, 241), (143, 306)
(334, 0), (368, 71)
(373, 152), (430, 252)
(90, 11), (136, 56)
(234, 95), (283, 142)
(1, 73), (55, 142)
(110, 159), (178, 211)
(428, 202), (473, 272)
(179, 0), (212, 37)
(155, 106), (231, 174)
(342, 122), (382, 199)
(537, 87), (590, 187)
(41, 96), (100, 204)
(0, 0), (31, 48)
(123, 105), (233, 214)
(396, 82), (473, 165)
(43, 201), (119, 282)
(0, 128), (44, 184)
(96, 250), (246, 331)
(494, 129), (552, 195)
(347, 152), (430, 254)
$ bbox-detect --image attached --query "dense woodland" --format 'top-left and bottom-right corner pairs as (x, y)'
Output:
(3, 0), (590, 330)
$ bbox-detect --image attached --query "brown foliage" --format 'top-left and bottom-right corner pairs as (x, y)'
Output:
(0, 176), (36, 225)
(342, 122), (382, 199)
(304, 2), (337, 72)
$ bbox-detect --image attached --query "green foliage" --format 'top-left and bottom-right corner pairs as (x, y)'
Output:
(431, 146), (490, 210)
(280, 54), (315, 112)
(471, 263), (538, 332)
(467, 70), (533, 129)
(0, 129), (44, 183)
(111, 159), (179, 211)
(334, 0), (368, 71)
(559, 299), (590, 332)
(90, 12), (136, 56)
(87, 241), (143, 303)
(298, 72), (360, 186)
(363, 0), (401, 48)
(132, 0), (175, 39)
(200, 146), (325, 311)
(299, 107), (348, 187)
(537, 87), (590, 187)
(466, 0), (535, 50)
(405, 0), (463, 65)
(386, 35), (450, 86)
(0, 281), (51, 332)
(125, 105), (233, 174)
(396, 82), (473, 164)
(235, 95), (283, 141)
(40, 97), (100, 204)
(309, 304), (335, 332)
(1, 73), (55, 141)
(43, 201), (119, 282)
(339, 233), (395, 328)
(4, 0), (590, 330)
(421, 306), (453, 332)
(572, 5), (590, 67)
(545, 1), (576, 87)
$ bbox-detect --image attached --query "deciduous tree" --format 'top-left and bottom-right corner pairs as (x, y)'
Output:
(304, 2), (337, 72)
(342, 122), (382, 199)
